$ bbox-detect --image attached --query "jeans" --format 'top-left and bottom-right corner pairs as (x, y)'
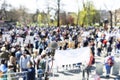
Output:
(105, 64), (111, 75)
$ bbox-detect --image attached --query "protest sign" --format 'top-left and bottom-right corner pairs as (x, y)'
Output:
(81, 32), (90, 37)
(16, 37), (24, 46)
(24, 36), (34, 44)
(2, 34), (11, 42)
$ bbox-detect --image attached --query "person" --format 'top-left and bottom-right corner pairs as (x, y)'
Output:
(30, 49), (38, 68)
(104, 53), (114, 78)
(19, 49), (30, 80)
(38, 40), (44, 55)
(82, 40), (94, 80)
(15, 47), (22, 72)
(7, 63), (15, 80)
(97, 40), (102, 56)
(0, 59), (7, 80)
(0, 46), (9, 60)
(8, 48), (16, 72)
(27, 61), (35, 80)
(19, 49), (30, 72)
(36, 50), (48, 79)
(107, 44), (112, 56)
(103, 19), (111, 32)
(89, 39), (95, 56)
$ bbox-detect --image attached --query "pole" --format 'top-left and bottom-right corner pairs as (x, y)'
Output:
(109, 11), (112, 29)
(114, 10), (117, 26)
(57, 0), (60, 27)
(77, 0), (80, 26)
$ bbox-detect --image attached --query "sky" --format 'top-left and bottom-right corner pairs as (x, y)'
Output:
(1, 0), (120, 13)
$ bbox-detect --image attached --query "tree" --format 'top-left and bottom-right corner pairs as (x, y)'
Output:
(78, 1), (99, 27)
(0, 0), (12, 20)
(66, 12), (77, 25)
(7, 6), (33, 26)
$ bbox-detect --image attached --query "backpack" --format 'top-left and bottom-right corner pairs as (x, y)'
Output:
(107, 56), (114, 66)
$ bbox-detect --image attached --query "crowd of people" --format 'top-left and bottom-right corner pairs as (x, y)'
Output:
(0, 19), (120, 80)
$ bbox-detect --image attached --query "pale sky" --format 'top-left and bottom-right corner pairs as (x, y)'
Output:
(1, 0), (120, 13)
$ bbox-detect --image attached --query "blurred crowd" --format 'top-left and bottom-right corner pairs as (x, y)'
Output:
(0, 21), (120, 79)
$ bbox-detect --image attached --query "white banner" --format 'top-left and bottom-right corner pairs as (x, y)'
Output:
(51, 47), (90, 68)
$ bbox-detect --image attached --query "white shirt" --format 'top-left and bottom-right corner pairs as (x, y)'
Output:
(19, 55), (30, 69)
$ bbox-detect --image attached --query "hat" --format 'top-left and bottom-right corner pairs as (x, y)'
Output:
(1, 47), (6, 52)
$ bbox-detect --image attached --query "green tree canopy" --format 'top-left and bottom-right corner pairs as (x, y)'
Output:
(79, 1), (100, 27)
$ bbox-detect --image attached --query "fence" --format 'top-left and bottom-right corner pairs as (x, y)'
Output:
(0, 71), (28, 80)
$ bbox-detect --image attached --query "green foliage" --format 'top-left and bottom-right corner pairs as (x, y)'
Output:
(78, 1), (100, 27)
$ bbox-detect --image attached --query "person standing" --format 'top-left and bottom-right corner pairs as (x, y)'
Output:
(27, 61), (35, 80)
(0, 59), (7, 80)
(7, 63), (15, 80)
(104, 53), (114, 78)
(82, 40), (94, 80)
(19, 49), (30, 71)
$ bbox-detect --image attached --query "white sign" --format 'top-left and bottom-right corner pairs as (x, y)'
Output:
(2, 34), (11, 42)
(24, 36), (34, 44)
(81, 32), (90, 37)
(16, 37), (24, 46)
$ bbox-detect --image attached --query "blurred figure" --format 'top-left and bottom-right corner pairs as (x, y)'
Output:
(27, 61), (35, 80)
(0, 59), (7, 80)
(104, 53), (114, 78)
(8, 48), (16, 72)
(97, 40), (102, 56)
(82, 40), (94, 80)
(7, 63), (15, 80)
(19, 49), (30, 72)
(103, 19), (110, 32)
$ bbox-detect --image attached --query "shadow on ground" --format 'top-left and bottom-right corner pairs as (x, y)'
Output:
(100, 74), (120, 80)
